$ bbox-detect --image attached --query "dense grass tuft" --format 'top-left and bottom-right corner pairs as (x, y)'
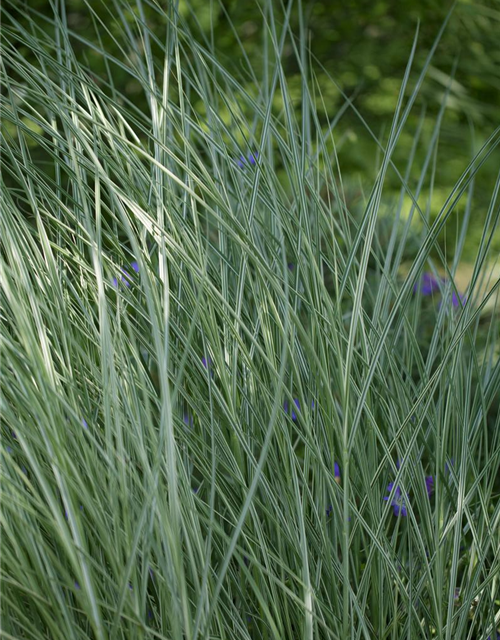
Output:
(1, 1), (499, 638)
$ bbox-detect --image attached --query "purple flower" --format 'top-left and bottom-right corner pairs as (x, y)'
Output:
(287, 262), (295, 270)
(128, 582), (133, 591)
(201, 355), (213, 369)
(6, 446), (12, 454)
(113, 262), (138, 287)
(425, 475), (434, 497)
(243, 556), (250, 567)
(334, 462), (341, 482)
(121, 270), (132, 287)
(147, 609), (153, 620)
(12, 431), (17, 439)
(74, 581), (81, 590)
(201, 356), (214, 378)
(451, 291), (466, 308)
(439, 290), (466, 310)
(236, 151), (258, 168)
(149, 567), (154, 581)
(183, 413), (193, 427)
(82, 418), (88, 429)
(284, 399), (300, 421)
(326, 504), (333, 517)
(413, 272), (442, 296)
(384, 482), (408, 517)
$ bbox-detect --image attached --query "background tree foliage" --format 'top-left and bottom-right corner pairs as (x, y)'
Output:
(5, 0), (500, 260)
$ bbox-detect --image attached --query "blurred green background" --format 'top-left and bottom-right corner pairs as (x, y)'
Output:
(6, 0), (500, 260)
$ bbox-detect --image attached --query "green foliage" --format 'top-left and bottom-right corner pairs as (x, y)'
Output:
(1, 1), (499, 639)
(6, 0), (500, 260)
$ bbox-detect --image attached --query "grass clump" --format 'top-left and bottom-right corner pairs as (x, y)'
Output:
(1, 1), (499, 638)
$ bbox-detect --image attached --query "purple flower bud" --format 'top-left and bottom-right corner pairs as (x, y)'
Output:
(413, 272), (442, 296)
(236, 151), (258, 168)
(121, 270), (131, 287)
(425, 475), (434, 497)
(82, 418), (88, 429)
(334, 462), (340, 480)
(384, 482), (408, 517)
(283, 398), (300, 421)
(183, 413), (193, 427)
(12, 431), (17, 439)
(201, 356), (214, 378)
(112, 277), (119, 288)
(451, 291), (466, 308)
(287, 262), (295, 270)
(326, 504), (333, 516)
(131, 261), (139, 273)
(438, 291), (466, 311)
(74, 581), (81, 590)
